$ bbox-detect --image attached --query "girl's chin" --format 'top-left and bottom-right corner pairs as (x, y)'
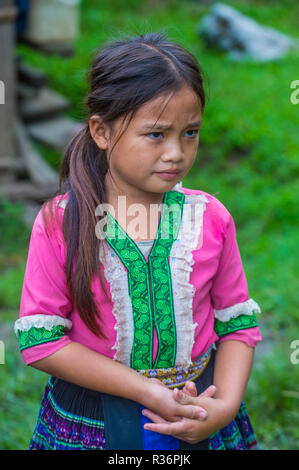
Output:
(152, 174), (181, 188)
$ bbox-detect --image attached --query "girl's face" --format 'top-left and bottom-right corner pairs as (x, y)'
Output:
(91, 85), (202, 205)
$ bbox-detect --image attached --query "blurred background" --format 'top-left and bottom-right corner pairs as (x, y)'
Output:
(0, 0), (298, 450)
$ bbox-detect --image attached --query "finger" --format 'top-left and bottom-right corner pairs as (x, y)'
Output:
(177, 403), (208, 421)
(185, 381), (197, 397)
(144, 420), (187, 435)
(173, 388), (191, 405)
(181, 384), (191, 396)
(199, 385), (217, 398)
(173, 388), (185, 402)
(181, 382), (195, 397)
(174, 390), (198, 407)
(141, 408), (168, 424)
(142, 408), (181, 423)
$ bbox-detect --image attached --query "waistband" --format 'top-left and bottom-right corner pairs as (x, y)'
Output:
(136, 344), (214, 389)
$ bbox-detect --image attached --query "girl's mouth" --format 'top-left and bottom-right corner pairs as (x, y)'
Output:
(155, 172), (179, 179)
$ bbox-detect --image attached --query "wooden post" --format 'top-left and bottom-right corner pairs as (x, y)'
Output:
(0, 0), (17, 185)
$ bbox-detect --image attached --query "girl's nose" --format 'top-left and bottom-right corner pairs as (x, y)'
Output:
(161, 143), (184, 163)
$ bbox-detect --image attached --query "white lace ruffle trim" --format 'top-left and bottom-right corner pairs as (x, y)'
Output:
(14, 314), (72, 335)
(170, 192), (209, 369)
(99, 242), (134, 367)
(214, 298), (262, 322)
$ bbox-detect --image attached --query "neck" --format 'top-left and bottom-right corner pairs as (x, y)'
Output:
(104, 190), (165, 242)
(104, 180), (165, 215)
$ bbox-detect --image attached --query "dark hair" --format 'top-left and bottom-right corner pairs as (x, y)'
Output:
(42, 31), (207, 337)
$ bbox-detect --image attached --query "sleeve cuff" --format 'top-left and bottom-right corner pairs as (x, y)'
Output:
(14, 314), (73, 364)
(20, 335), (72, 365)
(214, 311), (259, 336)
(216, 326), (263, 348)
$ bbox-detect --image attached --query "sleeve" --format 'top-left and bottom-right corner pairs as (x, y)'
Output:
(14, 203), (73, 365)
(210, 200), (262, 348)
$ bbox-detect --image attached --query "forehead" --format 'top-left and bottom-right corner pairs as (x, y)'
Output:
(133, 86), (202, 125)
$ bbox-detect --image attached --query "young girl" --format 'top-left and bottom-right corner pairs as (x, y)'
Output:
(14, 31), (262, 450)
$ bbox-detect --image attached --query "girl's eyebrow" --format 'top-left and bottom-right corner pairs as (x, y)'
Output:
(142, 120), (202, 130)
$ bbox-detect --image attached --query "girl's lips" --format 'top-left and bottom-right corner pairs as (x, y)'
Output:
(155, 172), (179, 179)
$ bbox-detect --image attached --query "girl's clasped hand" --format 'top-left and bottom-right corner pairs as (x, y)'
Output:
(142, 380), (234, 445)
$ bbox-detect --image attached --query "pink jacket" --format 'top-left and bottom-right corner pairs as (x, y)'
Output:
(15, 183), (262, 367)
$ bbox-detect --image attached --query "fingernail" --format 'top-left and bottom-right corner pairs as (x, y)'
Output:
(199, 411), (207, 420)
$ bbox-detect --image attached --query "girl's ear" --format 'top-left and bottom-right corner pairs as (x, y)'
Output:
(89, 115), (111, 150)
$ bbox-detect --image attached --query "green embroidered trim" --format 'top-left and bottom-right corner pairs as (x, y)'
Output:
(104, 190), (185, 370)
(104, 216), (153, 369)
(214, 312), (258, 337)
(18, 325), (66, 351)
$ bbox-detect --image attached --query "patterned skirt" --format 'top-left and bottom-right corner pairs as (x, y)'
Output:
(29, 348), (258, 450)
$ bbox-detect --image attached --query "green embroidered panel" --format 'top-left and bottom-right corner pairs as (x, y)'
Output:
(18, 325), (66, 351)
(104, 218), (154, 370)
(104, 190), (185, 370)
(214, 313), (258, 337)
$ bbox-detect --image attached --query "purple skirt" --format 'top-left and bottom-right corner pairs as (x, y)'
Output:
(29, 350), (258, 450)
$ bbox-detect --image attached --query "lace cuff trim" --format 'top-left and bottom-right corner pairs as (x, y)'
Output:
(14, 314), (72, 335)
(56, 198), (68, 209)
(214, 299), (261, 322)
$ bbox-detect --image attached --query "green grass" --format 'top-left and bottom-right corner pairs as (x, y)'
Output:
(0, 322), (46, 450)
(1, 0), (298, 449)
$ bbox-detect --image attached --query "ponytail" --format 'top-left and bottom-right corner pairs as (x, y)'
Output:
(41, 31), (206, 338)
(43, 124), (110, 338)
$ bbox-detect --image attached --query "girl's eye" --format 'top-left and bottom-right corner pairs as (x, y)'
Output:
(185, 129), (199, 138)
(147, 130), (199, 140)
(148, 132), (163, 139)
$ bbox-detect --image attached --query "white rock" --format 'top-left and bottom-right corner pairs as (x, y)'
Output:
(198, 3), (299, 61)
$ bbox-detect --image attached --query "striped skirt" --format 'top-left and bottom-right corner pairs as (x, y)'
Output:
(29, 347), (258, 450)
